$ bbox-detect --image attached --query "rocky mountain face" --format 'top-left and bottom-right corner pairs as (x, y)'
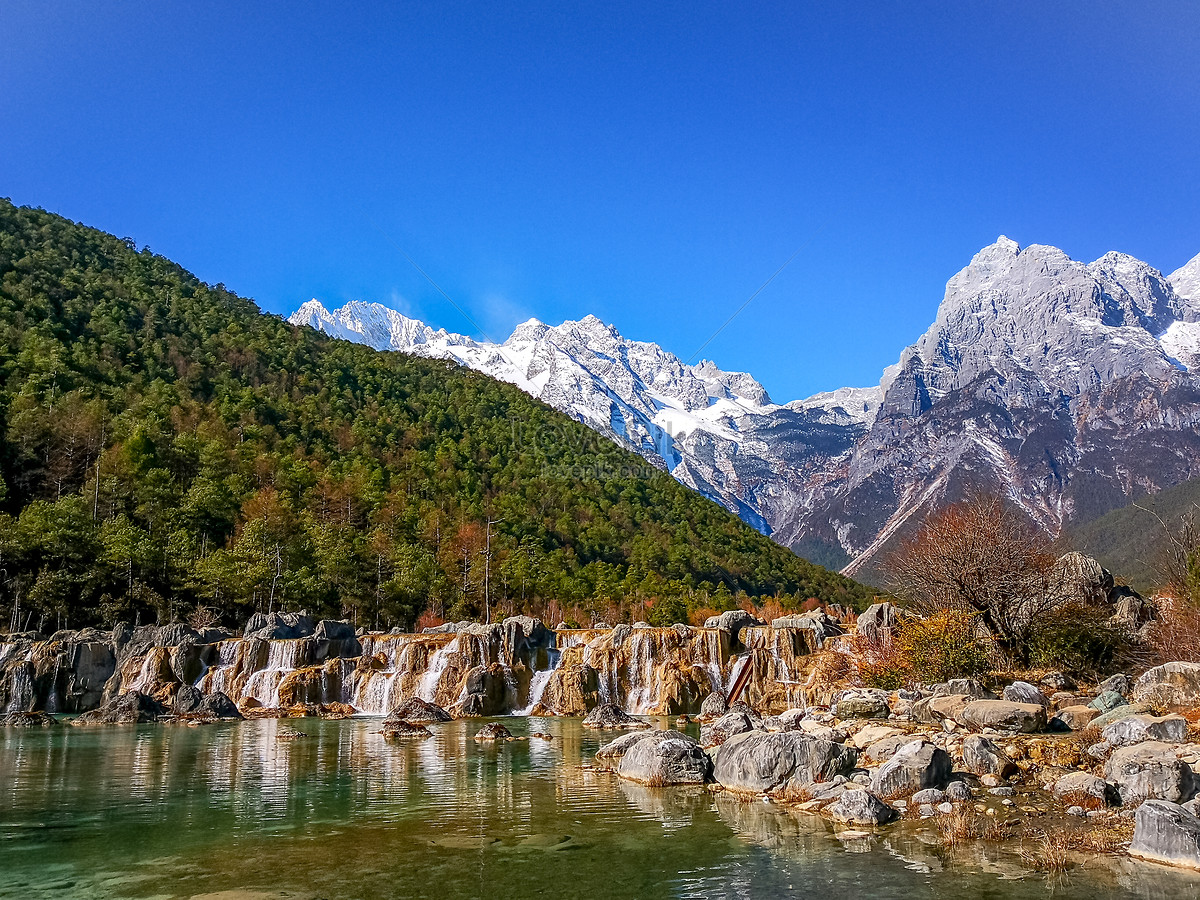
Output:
(290, 238), (1200, 583)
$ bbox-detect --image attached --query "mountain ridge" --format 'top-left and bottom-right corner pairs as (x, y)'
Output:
(292, 238), (1200, 583)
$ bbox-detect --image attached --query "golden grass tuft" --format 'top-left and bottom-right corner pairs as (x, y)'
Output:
(1019, 829), (1073, 874)
(935, 807), (1006, 846)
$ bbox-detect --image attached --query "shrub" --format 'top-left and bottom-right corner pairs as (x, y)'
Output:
(1027, 602), (1133, 677)
(858, 609), (992, 688)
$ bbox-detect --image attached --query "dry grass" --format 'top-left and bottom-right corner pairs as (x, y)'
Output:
(1071, 820), (1133, 853)
(1019, 829), (1073, 874)
(770, 783), (815, 804)
(935, 807), (1006, 846)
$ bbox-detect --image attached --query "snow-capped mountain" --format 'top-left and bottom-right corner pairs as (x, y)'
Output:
(290, 238), (1200, 582)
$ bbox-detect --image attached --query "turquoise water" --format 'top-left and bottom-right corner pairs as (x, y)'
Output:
(2, 717), (1198, 899)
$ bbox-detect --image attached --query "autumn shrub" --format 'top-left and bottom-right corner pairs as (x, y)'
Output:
(1146, 594), (1200, 665)
(860, 609), (991, 688)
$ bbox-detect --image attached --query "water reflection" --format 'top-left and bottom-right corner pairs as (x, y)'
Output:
(2, 719), (1200, 900)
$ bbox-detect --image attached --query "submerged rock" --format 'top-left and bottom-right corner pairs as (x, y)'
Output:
(474, 722), (514, 741)
(386, 697), (452, 725)
(72, 691), (166, 726)
(1, 711), (57, 727)
(583, 704), (650, 730)
(1131, 800), (1200, 869)
(383, 720), (433, 741)
(616, 730), (711, 785)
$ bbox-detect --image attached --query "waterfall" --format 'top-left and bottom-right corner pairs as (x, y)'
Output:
(416, 637), (458, 702)
(242, 640), (305, 707)
(514, 646), (560, 716)
(624, 631), (655, 713)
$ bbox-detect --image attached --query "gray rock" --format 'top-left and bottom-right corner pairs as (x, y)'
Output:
(616, 730), (711, 785)
(855, 603), (899, 642)
(1135, 662), (1200, 710)
(703, 610), (764, 643)
(1131, 800), (1200, 869)
(959, 700), (1046, 733)
(827, 788), (897, 826)
(911, 788), (946, 804)
(1102, 714), (1188, 747)
(1050, 705), (1098, 731)
(1090, 703), (1152, 730)
(1106, 741), (1197, 805)
(313, 619), (355, 641)
(1002, 681), (1049, 708)
(1099, 673), (1134, 697)
(961, 735), (1018, 778)
(1, 711), (57, 727)
(833, 690), (891, 719)
(945, 781), (972, 801)
(1089, 690), (1130, 713)
(1039, 671), (1075, 692)
(700, 690), (728, 719)
(595, 731), (656, 770)
(700, 709), (756, 748)
(870, 739), (952, 798)
(711, 731), (857, 794)
(931, 679), (995, 700)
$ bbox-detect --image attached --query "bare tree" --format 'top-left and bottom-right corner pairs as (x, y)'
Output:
(884, 494), (1065, 664)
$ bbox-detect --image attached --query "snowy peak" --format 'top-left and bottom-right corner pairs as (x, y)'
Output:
(1170, 250), (1200, 306)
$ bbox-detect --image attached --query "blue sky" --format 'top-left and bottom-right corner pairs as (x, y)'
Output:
(3, 2), (1199, 402)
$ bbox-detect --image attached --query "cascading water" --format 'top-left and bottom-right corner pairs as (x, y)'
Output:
(416, 637), (458, 703)
(242, 640), (305, 707)
(514, 646), (560, 716)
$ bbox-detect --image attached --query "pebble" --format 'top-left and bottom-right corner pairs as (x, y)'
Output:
(981, 774), (1002, 788)
(988, 787), (1014, 797)
(1001, 799), (1014, 807)
(937, 802), (954, 814)
(945, 781), (971, 801)
(1067, 806), (1086, 817)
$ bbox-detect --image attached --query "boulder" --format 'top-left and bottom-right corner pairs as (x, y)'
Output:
(473, 722), (513, 741)
(386, 697), (452, 725)
(711, 731), (857, 794)
(959, 700), (1046, 733)
(1099, 673), (1134, 697)
(855, 603), (898, 642)
(195, 692), (242, 720)
(700, 690), (728, 719)
(313, 619), (355, 641)
(700, 709), (756, 748)
(1089, 690), (1130, 713)
(383, 720), (433, 741)
(244, 612), (315, 641)
(862, 734), (921, 764)
(870, 739), (952, 798)
(616, 730), (711, 785)
(1130, 800), (1200, 870)
(849, 724), (901, 749)
(457, 664), (512, 717)
(595, 731), (656, 770)
(961, 735), (1018, 779)
(173, 684), (205, 714)
(583, 703), (650, 730)
(704, 610), (764, 644)
(931, 678), (995, 700)
(1054, 551), (1114, 604)
(1002, 681), (1049, 708)
(1091, 703), (1152, 731)
(1135, 662), (1200, 710)
(1109, 588), (1156, 630)
(1050, 705), (1098, 731)
(833, 689), (891, 719)
(826, 788), (897, 826)
(1039, 671), (1075, 692)
(1106, 741), (1197, 805)
(913, 694), (971, 724)
(771, 610), (844, 647)
(72, 691), (166, 726)
(1102, 714), (1188, 747)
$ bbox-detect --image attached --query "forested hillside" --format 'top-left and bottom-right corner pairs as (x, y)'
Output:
(0, 200), (868, 632)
